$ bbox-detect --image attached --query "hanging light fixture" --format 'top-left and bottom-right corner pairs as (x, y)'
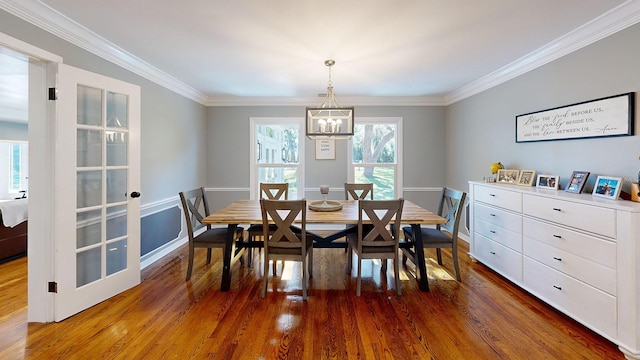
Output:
(306, 60), (354, 140)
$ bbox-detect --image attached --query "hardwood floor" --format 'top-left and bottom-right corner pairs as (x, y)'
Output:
(0, 239), (623, 359)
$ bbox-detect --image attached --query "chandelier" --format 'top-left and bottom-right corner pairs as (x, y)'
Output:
(305, 60), (354, 140)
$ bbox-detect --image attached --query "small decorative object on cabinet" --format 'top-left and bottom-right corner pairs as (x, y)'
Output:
(592, 176), (622, 200)
(565, 170), (589, 193)
(469, 181), (640, 359)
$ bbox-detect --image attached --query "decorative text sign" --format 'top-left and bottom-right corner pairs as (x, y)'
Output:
(516, 92), (634, 143)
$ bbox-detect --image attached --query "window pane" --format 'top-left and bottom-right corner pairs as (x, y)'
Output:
(258, 167), (299, 199)
(256, 125), (299, 164)
(352, 124), (396, 164)
(354, 166), (395, 199)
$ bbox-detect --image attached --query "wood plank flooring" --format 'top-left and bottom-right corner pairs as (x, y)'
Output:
(0, 239), (623, 359)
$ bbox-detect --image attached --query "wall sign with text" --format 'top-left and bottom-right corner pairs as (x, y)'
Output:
(515, 92), (634, 143)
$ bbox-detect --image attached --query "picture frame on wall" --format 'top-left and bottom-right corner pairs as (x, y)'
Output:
(565, 171), (590, 193)
(517, 170), (536, 186)
(497, 169), (519, 184)
(536, 175), (560, 189)
(315, 139), (335, 160)
(592, 176), (622, 200)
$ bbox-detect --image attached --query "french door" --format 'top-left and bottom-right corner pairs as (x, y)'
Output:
(54, 64), (141, 321)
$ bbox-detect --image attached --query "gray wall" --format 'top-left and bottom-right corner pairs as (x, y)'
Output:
(0, 121), (27, 141)
(206, 105), (446, 210)
(0, 9), (208, 204)
(447, 23), (640, 195)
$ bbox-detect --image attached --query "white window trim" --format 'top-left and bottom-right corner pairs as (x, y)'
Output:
(249, 117), (305, 200)
(347, 117), (403, 198)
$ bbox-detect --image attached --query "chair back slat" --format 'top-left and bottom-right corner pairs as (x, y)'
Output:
(359, 199), (404, 247)
(438, 188), (467, 236)
(260, 199), (306, 250)
(345, 183), (374, 200)
(260, 183), (289, 200)
(179, 187), (210, 237)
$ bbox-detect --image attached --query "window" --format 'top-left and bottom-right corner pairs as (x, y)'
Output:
(250, 118), (304, 199)
(0, 141), (28, 199)
(349, 118), (402, 200)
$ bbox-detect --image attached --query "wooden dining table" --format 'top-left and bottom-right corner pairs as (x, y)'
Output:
(202, 199), (446, 292)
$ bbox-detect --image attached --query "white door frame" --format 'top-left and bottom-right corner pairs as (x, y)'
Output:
(1, 31), (62, 322)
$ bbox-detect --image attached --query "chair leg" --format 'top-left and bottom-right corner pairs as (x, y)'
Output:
(205, 248), (212, 264)
(347, 246), (353, 273)
(356, 256), (362, 297)
(395, 256), (402, 295)
(262, 254), (269, 298)
(452, 245), (461, 281)
(436, 248), (443, 265)
(272, 260), (277, 275)
(308, 249), (313, 278)
(302, 255), (308, 300)
(186, 244), (195, 281)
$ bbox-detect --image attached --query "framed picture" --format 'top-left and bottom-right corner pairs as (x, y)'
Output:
(592, 176), (622, 200)
(536, 175), (560, 189)
(517, 170), (536, 186)
(565, 171), (590, 193)
(315, 139), (335, 160)
(497, 169), (519, 184)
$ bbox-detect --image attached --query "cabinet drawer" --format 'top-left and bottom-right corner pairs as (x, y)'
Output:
(474, 234), (522, 284)
(522, 194), (615, 238)
(475, 218), (522, 252)
(474, 203), (522, 234)
(523, 258), (616, 340)
(522, 217), (616, 269)
(474, 185), (522, 212)
(523, 237), (615, 295)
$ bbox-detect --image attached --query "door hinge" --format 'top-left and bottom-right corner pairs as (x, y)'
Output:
(48, 281), (57, 293)
(48, 87), (58, 100)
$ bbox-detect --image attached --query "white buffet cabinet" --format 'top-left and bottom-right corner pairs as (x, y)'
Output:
(469, 181), (640, 359)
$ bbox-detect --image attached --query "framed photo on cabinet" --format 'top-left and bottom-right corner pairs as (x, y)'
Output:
(536, 175), (559, 189)
(497, 169), (519, 184)
(592, 176), (622, 200)
(565, 171), (589, 193)
(517, 170), (536, 186)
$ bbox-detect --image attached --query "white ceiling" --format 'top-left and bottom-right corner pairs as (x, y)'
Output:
(2, 0), (640, 110)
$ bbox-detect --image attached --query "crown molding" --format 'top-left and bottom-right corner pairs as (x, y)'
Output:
(445, 0), (640, 105)
(205, 95), (447, 107)
(0, 0), (208, 105)
(3, 0), (638, 108)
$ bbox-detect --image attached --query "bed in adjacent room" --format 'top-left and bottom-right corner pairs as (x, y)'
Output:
(0, 198), (28, 263)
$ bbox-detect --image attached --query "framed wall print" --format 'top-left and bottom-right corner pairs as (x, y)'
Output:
(517, 170), (536, 186)
(536, 175), (559, 189)
(315, 139), (335, 160)
(497, 169), (519, 184)
(565, 171), (590, 193)
(592, 176), (622, 200)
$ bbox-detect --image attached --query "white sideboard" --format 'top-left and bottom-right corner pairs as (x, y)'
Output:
(469, 181), (640, 359)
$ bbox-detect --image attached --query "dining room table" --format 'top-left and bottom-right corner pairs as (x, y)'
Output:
(202, 199), (446, 292)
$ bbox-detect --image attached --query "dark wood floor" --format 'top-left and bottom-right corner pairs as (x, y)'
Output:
(0, 238), (624, 359)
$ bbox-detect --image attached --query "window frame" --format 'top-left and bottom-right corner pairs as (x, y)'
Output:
(249, 117), (305, 200)
(347, 117), (403, 200)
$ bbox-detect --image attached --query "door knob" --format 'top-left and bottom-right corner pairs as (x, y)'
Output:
(130, 191), (141, 198)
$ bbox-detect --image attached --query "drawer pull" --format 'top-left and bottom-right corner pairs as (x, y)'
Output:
(552, 234), (562, 239)
(553, 285), (562, 291)
(553, 257), (562, 261)
(490, 251), (496, 255)
(489, 230), (496, 234)
(489, 193), (496, 197)
(490, 213), (496, 217)
(552, 207), (562, 212)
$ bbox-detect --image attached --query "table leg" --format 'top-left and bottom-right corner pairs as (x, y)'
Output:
(221, 224), (237, 291)
(411, 223), (430, 291)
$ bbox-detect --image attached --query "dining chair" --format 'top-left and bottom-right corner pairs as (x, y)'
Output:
(401, 188), (467, 281)
(260, 199), (314, 299)
(179, 187), (244, 281)
(344, 183), (374, 200)
(347, 198), (404, 296)
(246, 183), (289, 268)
